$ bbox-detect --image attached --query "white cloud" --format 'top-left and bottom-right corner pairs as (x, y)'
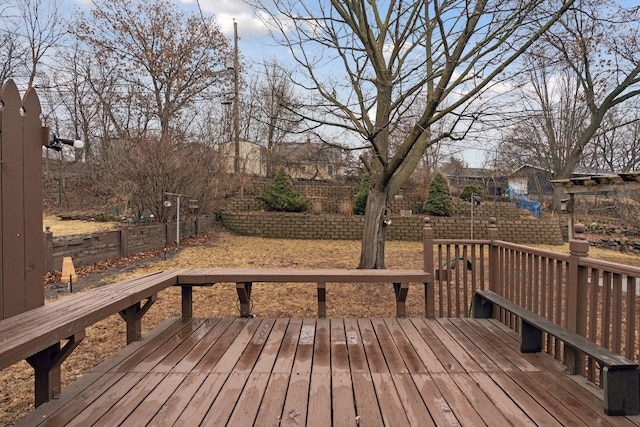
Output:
(179, 0), (267, 38)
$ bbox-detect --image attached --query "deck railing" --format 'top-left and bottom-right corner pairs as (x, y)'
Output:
(423, 217), (640, 384)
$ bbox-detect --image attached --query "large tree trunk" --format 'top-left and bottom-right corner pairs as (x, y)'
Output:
(358, 187), (390, 269)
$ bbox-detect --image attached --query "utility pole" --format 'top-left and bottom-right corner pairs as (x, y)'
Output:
(233, 21), (240, 174)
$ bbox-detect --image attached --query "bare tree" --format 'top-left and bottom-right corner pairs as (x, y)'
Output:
(544, 1), (640, 208)
(252, 0), (575, 268)
(77, 0), (231, 143)
(14, 0), (67, 88)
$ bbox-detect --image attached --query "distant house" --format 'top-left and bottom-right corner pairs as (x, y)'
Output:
(442, 167), (505, 196)
(274, 141), (344, 181)
(507, 165), (553, 195)
(219, 139), (267, 177)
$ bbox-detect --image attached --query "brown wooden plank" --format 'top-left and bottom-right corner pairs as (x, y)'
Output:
(450, 373), (512, 426)
(438, 318), (500, 373)
(192, 319), (248, 372)
(313, 318), (330, 373)
(171, 318), (234, 373)
(17, 373), (126, 427)
(409, 318), (465, 373)
(507, 371), (590, 426)
(343, 318), (367, 373)
(370, 318), (408, 373)
(371, 373), (411, 426)
(469, 372), (536, 426)
(384, 318), (428, 373)
(63, 372), (147, 426)
(396, 318), (446, 373)
(150, 318), (220, 372)
(357, 319), (388, 374)
(212, 318), (262, 373)
(307, 372), (332, 427)
(530, 370), (638, 427)
(252, 318), (289, 373)
(254, 373), (290, 427)
(271, 318), (302, 374)
(118, 372), (188, 427)
(412, 373), (461, 427)
(488, 372), (563, 426)
(201, 371), (251, 425)
(351, 373), (384, 427)
(392, 373), (435, 426)
(176, 268), (430, 284)
(21, 87), (44, 311)
(1, 80), (25, 319)
(430, 372), (485, 425)
(457, 318), (539, 372)
(330, 319), (357, 426)
(172, 372), (228, 426)
(227, 372), (271, 426)
(281, 319), (315, 426)
(146, 372), (209, 426)
(119, 318), (207, 373)
(427, 319), (483, 372)
(90, 372), (166, 426)
(234, 318), (276, 372)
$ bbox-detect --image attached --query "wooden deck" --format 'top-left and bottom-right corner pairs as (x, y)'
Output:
(17, 317), (640, 427)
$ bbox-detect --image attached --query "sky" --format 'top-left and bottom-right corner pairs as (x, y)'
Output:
(67, 0), (491, 167)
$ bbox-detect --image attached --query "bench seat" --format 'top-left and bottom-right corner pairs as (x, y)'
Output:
(473, 289), (639, 416)
(176, 268), (431, 318)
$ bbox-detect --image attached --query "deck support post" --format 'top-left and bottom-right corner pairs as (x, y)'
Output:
(317, 282), (326, 318)
(119, 295), (157, 344)
(26, 330), (85, 407)
(393, 282), (408, 317)
(237, 282), (253, 317)
(423, 218), (435, 318)
(604, 366), (640, 415)
(182, 286), (193, 318)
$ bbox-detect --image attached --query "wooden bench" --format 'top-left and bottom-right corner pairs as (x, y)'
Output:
(0, 269), (196, 407)
(176, 268), (431, 318)
(473, 289), (640, 416)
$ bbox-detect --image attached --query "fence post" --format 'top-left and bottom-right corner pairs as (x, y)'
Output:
(120, 224), (129, 258)
(487, 217), (499, 293)
(43, 227), (54, 274)
(423, 217), (435, 318)
(566, 223), (589, 374)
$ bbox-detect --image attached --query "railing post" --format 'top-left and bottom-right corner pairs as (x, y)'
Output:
(423, 217), (435, 318)
(488, 217), (499, 294)
(566, 223), (589, 374)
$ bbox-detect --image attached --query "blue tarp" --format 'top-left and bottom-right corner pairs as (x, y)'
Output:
(507, 189), (541, 218)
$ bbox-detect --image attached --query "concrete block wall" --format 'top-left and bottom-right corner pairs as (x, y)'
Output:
(220, 213), (564, 245)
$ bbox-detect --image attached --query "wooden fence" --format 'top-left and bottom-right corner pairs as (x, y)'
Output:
(0, 81), (45, 319)
(43, 215), (216, 273)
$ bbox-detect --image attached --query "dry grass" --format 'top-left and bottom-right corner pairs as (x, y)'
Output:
(43, 215), (119, 236)
(0, 231), (426, 425)
(531, 243), (640, 267)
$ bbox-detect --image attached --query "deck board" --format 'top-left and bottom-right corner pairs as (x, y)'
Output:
(16, 317), (640, 427)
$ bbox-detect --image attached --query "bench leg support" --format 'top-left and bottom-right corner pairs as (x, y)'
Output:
(182, 285), (193, 318)
(237, 282), (253, 317)
(521, 320), (542, 353)
(119, 295), (157, 344)
(604, 367), (640, 416)
(473, 293), (493, 318)
(393, 283), (408, 318)
(26, 330), (85, 407)
(317, 282), (326, 318)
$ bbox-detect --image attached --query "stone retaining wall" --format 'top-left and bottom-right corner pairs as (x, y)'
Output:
(220, 213), (563, 245)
